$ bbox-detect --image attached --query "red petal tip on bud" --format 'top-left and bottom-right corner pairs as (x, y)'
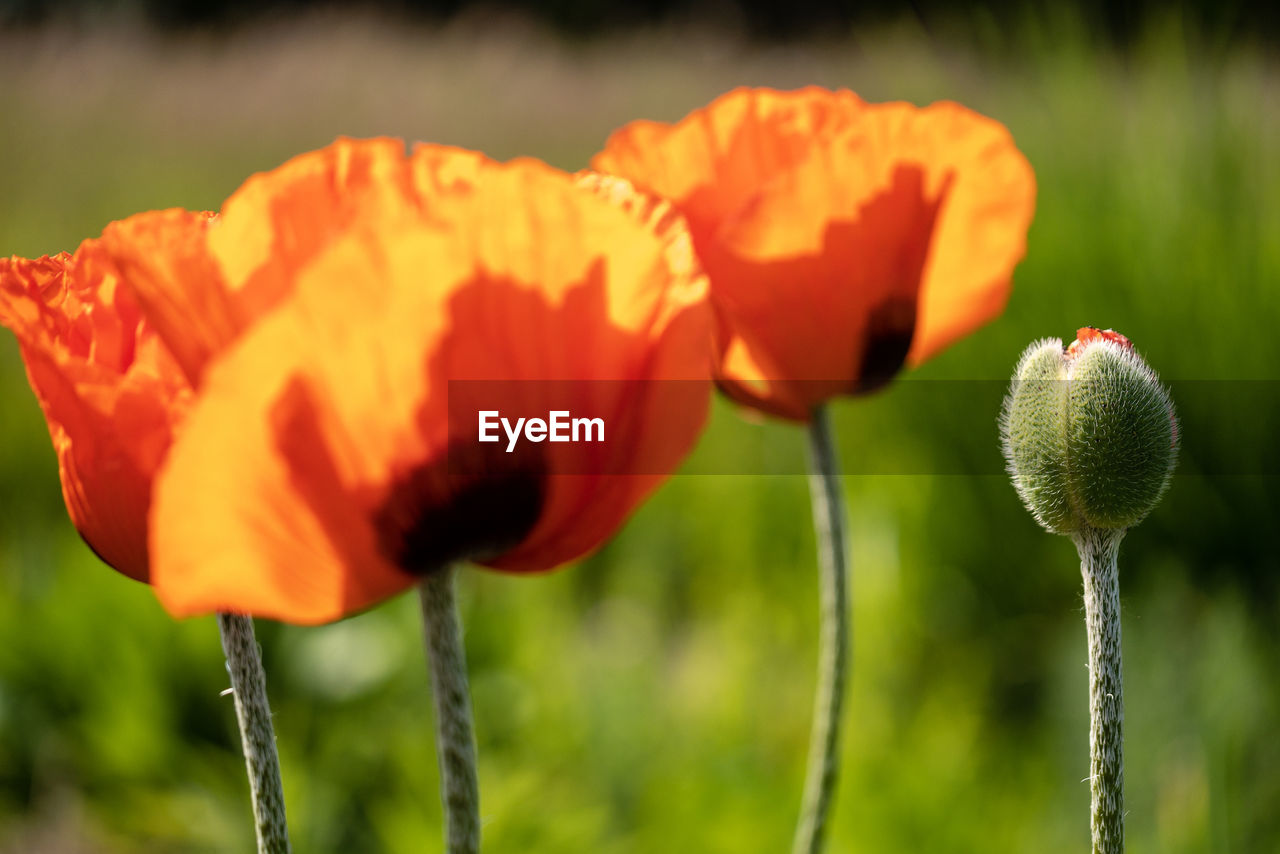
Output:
(1066, 326), (1133, 358)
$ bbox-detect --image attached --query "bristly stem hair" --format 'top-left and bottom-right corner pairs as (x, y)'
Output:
(217, 613), (292, 854)
(792, 405), (852, 854)
(420, 567), (481, 854)
(1074, 527), (1126, 853)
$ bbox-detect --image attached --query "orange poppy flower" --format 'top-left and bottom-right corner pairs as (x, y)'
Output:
(592, 86), (1037, 420)
(76, 138), (710, 624)
(0, 244), (196, 581)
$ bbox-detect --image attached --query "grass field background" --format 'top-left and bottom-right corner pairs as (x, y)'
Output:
(0, 10), (1277, 852)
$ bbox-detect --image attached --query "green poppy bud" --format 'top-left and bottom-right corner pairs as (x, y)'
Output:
(1001, 328), (1178, 534)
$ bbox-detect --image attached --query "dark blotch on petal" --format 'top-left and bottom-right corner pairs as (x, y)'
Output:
(272, 377), (547, 582)
(854, 297), (916, 394)
(374, 441), (546, 576)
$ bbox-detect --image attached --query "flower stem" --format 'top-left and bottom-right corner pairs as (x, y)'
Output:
(792, 405), (851, 854)
(1073, 528), (1126, 854)
(419, 567), (481, 854)
(216, 613), (291, 854)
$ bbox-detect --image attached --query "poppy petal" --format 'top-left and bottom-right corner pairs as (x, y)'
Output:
(592, 86), (866, 246)
(0, 247), (192, 581)
(705, 126), (950, 417)
(207, 136), (421, 317)
(151, 155), (710, 623)
(100, 209), (228, 387)
(593, 88), (1035, 416)
(101, 138), (480, 388)
(147, 261), (416, 623)
(900, 102), (1036, 365)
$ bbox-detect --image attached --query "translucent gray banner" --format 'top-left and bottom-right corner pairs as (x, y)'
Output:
(445, 380), (1278, 476)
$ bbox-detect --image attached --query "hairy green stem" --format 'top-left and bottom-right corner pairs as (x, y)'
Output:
(792, 405), (851, 854)
(420, 568), (481, 854)
(217, 613), (291, 854)
(1073, 528), (1126, 854)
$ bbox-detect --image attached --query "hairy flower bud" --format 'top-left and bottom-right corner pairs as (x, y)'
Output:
(1001, 328), (1178, 534)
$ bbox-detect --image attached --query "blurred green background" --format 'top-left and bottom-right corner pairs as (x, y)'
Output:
(1, 5), (1278, 852)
